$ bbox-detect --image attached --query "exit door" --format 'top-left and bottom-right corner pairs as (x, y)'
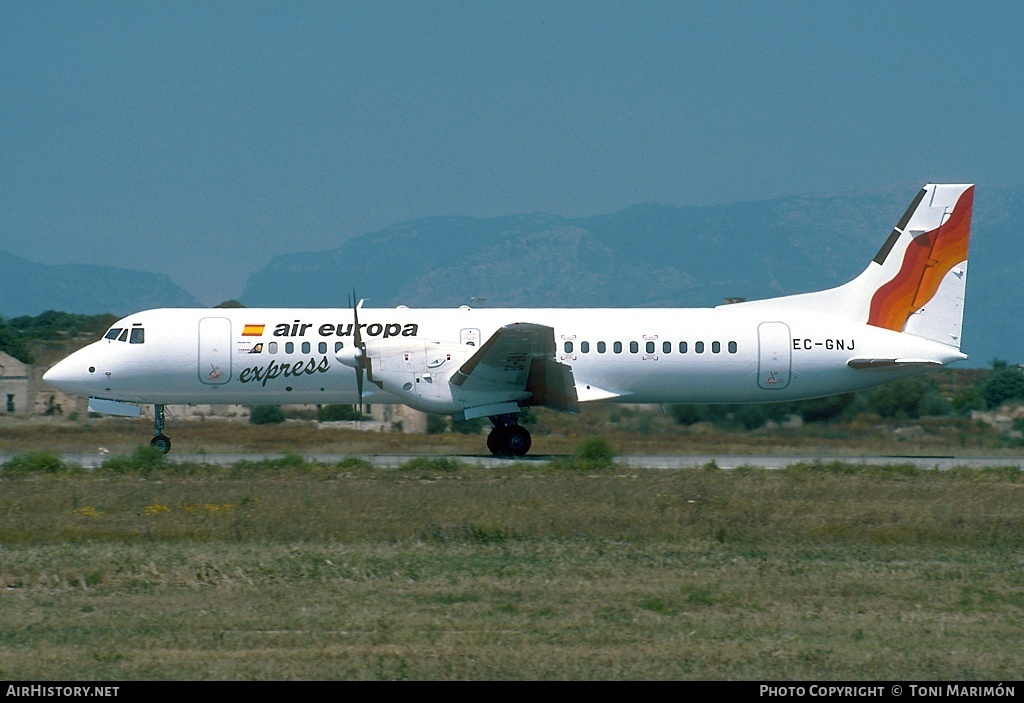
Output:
(199, 317), (232, 385)
(757, 322), (791, 390)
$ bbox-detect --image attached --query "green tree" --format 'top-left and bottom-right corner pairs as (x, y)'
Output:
(868, 376), (951, 418)
(250, 405), (286, 425)
(451, 417), (486, 434)
(317, 404), (362, 421)
(979, 367), (1024, 409)
(0, 321), (33, 363)
(426, 414), (449, 434)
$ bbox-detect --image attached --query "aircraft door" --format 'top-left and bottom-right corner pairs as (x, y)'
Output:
(198, 317), (232, 385)
(757, 322), (791, 390)
(460, 328), (480, 346)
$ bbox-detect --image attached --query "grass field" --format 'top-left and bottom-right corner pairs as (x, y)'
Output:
(0, 401), (1016, 458)
(1, 454), (1022, 680)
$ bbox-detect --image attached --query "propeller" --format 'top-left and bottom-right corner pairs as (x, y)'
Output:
(350, 290), (369, 415)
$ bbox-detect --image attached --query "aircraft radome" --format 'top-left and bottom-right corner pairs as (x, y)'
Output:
(44, 184), (975, 457)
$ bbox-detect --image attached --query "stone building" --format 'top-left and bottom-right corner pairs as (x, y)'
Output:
(0, 351), (29, 415)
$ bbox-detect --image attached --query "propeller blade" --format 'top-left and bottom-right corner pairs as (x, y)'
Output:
(351, 288), (365, 415)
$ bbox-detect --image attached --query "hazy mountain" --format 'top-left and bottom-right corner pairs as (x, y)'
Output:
(241, 183), (1024, 367)
(5, 184), (1020, 367)
(0, 250), (199, 318)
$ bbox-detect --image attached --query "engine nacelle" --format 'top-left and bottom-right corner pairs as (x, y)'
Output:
(363, 337), (534, 415)
(363, 338), (472, 413)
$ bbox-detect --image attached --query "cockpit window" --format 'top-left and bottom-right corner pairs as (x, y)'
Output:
(104, 326), (145, 344)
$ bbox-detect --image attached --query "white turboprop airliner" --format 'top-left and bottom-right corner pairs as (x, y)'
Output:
(44, 183), (974, 456)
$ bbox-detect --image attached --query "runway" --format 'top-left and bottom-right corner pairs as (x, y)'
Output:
(5, 452), (1023, 470)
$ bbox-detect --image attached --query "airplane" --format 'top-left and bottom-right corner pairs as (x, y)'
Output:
(43, 183), (975, 457)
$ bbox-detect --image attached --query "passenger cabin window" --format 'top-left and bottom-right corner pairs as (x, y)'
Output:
(613, 341), (623, 354)
(269, 342), (279, 354)
(629, 341), (639, 354)
(334, 342), (344, 353)
(319, 342), (328, 354)
(581, 341), (590, 353)
(711, 341), (721, 353)
(728, 341), (738, 353)
(646, 341), (655, 354)
(564, 341), (573, 353)
(597, 342), (606, 353)
(285, 342), (294, 354)
(695, 341), (705, 354)
(302, 342), (311, 354)
(663, 341), (671, 354)
(679, 342), (688, 353)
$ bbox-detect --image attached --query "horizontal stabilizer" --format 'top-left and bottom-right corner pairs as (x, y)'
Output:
(847, 358), (943, 369)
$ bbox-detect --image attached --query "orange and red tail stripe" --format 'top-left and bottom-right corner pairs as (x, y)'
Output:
(867, 186), (974, 331)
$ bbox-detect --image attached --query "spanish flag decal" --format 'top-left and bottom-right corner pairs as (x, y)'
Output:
(242, 324), (266, 337)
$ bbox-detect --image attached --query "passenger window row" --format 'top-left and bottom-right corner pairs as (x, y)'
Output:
(564, 340), (737, 355)
(266, 341), (337, 355)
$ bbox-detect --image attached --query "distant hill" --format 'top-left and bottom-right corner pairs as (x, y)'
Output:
(0, 251), (198, 317)
(6, 184), (1020, 367)
(241, 183), (1024, 367)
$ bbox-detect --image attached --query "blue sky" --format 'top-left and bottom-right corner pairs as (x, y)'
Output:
(2, 1), (1022, 304)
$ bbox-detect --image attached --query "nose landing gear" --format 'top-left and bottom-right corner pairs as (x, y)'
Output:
(486, 414), (531, 457)
(150, 404), (171, 453)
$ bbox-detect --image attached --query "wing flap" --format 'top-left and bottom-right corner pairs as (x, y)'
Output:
(452, 323), (580, 413)
(524, 357), (580, 413)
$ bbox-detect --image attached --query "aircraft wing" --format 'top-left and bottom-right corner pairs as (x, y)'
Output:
(451, 323), (581, 413)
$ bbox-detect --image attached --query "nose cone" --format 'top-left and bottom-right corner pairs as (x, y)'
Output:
(43, 355), (87, 395)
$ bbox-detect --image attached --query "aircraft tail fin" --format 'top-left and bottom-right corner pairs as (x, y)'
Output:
(726, 184), (975, 350)
(863, 184), (973, 348)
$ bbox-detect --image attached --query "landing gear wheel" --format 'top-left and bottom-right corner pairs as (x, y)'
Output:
(151, 434), (171, 454)
(150, 404), (171, 454)
(505, 425), (531, 456)
(487, 424), (532, 457)
(486, 428), (503, 456)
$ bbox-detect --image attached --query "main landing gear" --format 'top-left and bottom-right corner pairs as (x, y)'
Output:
(150, 404), (171, 454)
(486, 414), (531, 457)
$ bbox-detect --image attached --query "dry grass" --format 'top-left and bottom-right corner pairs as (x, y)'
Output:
(1, 461), (1022, 680)
(0, 406), (1013, 457)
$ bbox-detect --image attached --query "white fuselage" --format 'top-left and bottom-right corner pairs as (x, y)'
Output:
(44, 305), (965, 410)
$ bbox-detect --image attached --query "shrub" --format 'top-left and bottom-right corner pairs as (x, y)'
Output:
(792, 393), (857, 422)
(575, 436), (615, 466)
(400, 457), (465, 472)
(2, 451), (67, 474)
(250, 405), (286, 425)
(868, 376), (951, 418)
(451, 417), (486, 434)
(426, 414), (449, 434)
(317, 404), (362, 422)
(979, 367), (1024, 409)
(101, 445), (167, 474)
